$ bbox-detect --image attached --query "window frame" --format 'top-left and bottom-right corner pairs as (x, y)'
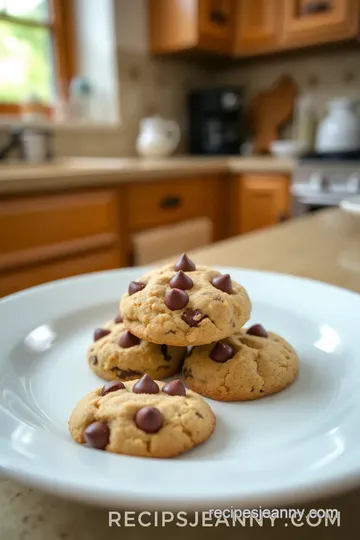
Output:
(0, 0), (76, 114)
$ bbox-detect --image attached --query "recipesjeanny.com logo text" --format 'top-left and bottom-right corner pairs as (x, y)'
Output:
(108, 507), (340, 528)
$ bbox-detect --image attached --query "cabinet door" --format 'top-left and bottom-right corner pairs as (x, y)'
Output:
(149, 0), (198, 53)
(0, 248), (120, 298)
(282, 0), (358, 48)
(0, 189), (127, 297)
(235, 0), (280, 55)
(237, 174), (290, 234)
(198, 0), (235, 53)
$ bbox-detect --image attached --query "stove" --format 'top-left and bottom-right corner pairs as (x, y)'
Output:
(291, 151), (360, 216)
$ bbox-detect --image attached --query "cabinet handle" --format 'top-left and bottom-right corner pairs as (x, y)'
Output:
(160, 195), (182, 209)
(301, 1), (330, 15)
(210, 10), (228, 25)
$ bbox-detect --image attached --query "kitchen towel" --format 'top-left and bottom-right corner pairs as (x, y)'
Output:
(132, 217), (213, 266)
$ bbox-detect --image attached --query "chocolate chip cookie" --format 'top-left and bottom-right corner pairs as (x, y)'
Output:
(68, 376), (216, 458)
(182, 324), (299, 401)
(88, 317), (186, 381)
(120, 254), (251, 346)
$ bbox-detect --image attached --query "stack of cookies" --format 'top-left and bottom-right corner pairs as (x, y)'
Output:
(118, 253), (299, 402)
(69, 253), (298, 458)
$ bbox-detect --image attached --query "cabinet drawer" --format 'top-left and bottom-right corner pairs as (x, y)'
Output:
(0, 190), (120, 271)
(127, 178), (209, 230)
(0, 247), (120, 298)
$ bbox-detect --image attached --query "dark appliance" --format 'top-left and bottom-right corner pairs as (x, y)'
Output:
(187, 87), (245, 155)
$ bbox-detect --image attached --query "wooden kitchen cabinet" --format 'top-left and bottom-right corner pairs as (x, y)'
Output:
(126, 176), (221, 234)
(0, 175), (225, 297)
(235, 0), (281, 55)
(150, 0), (359, 58)
(281, 0), (359, 48)
(0, 189), (126, 297)
(233, 173), (291, 234)
(149, 0), (235, 55)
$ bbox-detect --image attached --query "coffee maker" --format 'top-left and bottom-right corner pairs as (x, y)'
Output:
(187, 87), (245, 155)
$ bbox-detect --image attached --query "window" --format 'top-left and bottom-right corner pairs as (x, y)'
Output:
(0, 0), (75, 113)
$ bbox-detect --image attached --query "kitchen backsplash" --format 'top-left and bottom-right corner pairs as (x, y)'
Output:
(2, 46), (360, 158)
(53, 46), (360, 157)
(54, 49), (209, 158)
(212, 47), (360, 115)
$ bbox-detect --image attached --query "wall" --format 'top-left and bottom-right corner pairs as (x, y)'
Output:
(212, 47), (360, 118)
(54, 0), (209, 157)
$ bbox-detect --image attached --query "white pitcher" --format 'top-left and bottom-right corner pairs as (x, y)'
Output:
(136, 116), (181, 158)
(316, 98), (360, 153)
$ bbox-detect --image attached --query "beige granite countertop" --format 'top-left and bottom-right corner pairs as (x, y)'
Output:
(1, 208), (359, 540)
(0, 156), (295, 194)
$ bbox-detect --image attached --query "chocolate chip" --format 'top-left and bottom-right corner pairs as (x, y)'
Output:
(170, 271), (193, 290)
(133, 374), (159, 394)
(162, 379), (186, 396)
(93, 328), (111, 342)
(111, 367), (142, 378)
(247, 324), (268, 338)
(174, 253), (196, 272)
(134, 406), (163, 433)
(90, 355), (98, 365)
(165, 288), (189, 310)
(84, 421), (110, 450)
(181, 309), (207, 327)
(212, 274), (233, 294)
(114, 313), (123, 324)
(119, 330), (140, 348)
(161, 344), (172, 361)
(101, 380), (125, 396)
(128, 281), (145, 295)
(210, 342), (235, 363)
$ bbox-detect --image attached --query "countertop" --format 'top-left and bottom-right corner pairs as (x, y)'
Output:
(0, 156), (295, 194)
(1, 208), (360, 540)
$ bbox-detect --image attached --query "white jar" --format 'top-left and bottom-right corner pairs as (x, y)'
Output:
(316, 98), (360, 153)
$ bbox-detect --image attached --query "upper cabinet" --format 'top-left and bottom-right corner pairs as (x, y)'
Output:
(234, 0), (280, 55)
(281, 0), (359, 48)
(149, 0), (235, 55)
(150, 0), (359, 58)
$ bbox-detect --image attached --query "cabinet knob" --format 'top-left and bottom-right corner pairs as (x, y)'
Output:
(160, 195), (182, 209)
(301, 1), (330, 15)
(210, 10), (228, 25)
(210, 1), (228, 26)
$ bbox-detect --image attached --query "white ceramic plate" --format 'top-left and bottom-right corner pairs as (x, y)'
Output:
(340, 195), (360, 215)
(1, 267), (360, 510)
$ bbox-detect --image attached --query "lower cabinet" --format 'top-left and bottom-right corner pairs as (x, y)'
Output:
(0, 189), (126, 297)
(0, 175), (223, 297)
(0, 172), (291, 297)
(0, 248), (120, 298)
(233, 173), (291, 234)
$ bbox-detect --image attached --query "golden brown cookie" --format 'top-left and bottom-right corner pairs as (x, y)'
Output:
(88, 318), (186, 382)
(120, 254), (251, 346)
(182, 324), (299, 401)
(69, 376), (216, 458)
